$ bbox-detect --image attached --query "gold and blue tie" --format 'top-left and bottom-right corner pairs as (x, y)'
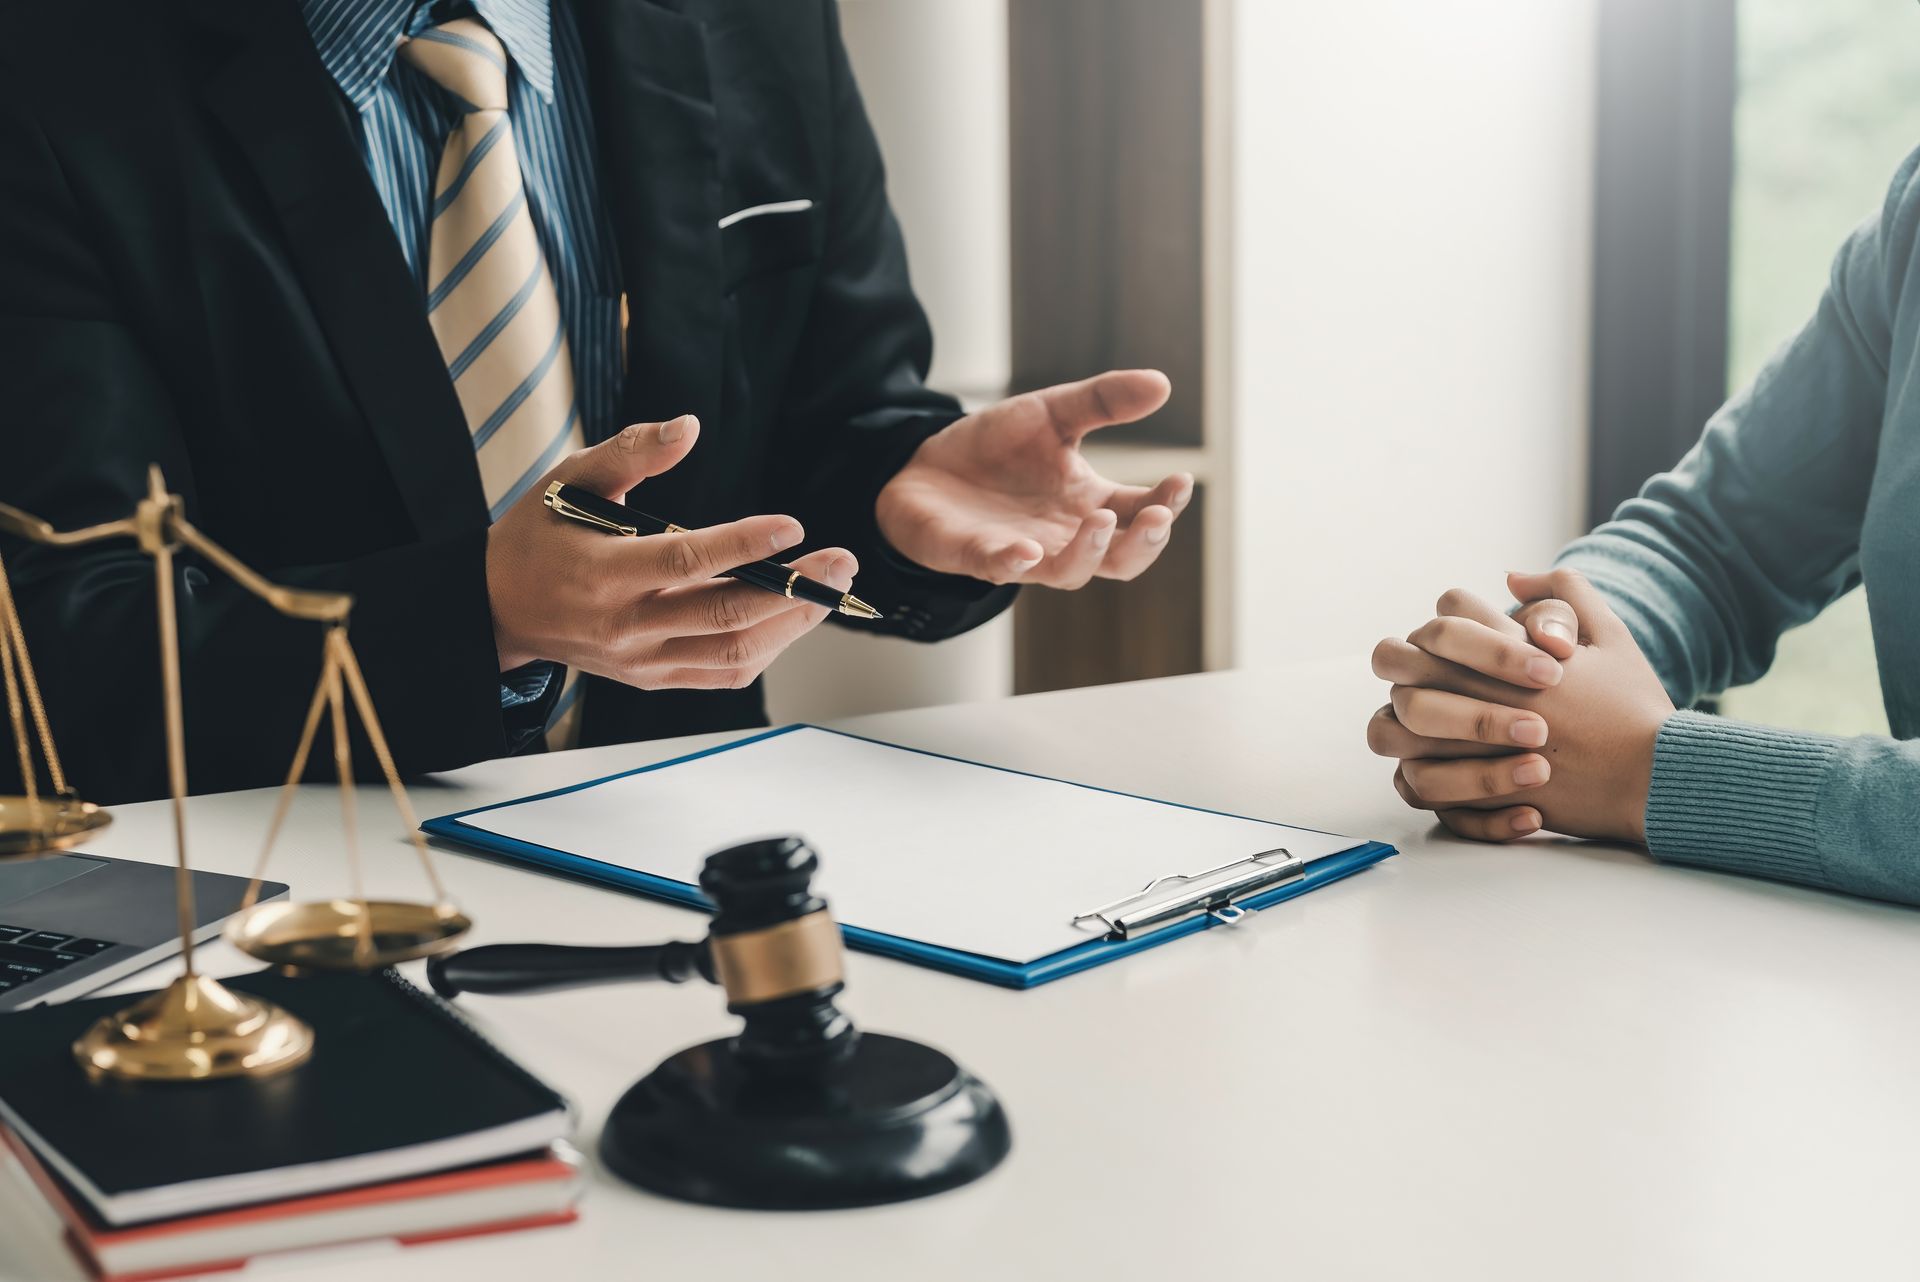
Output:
(401, 18), (584, 748)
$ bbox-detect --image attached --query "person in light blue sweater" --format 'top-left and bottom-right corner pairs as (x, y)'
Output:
(1364, 145), (1920, 905)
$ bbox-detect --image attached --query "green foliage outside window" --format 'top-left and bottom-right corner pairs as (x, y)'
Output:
(1717, 0), (1915, 734)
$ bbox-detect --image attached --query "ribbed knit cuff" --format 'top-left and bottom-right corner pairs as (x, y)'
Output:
(1645, 710), (1840, 887)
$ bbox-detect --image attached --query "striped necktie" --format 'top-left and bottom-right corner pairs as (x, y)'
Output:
(401, 18), (584, 749)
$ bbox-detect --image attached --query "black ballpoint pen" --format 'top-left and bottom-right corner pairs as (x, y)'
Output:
(543, 481), (882, 620)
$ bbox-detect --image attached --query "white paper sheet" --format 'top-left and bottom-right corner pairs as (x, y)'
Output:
(459, 727), (1367, 964)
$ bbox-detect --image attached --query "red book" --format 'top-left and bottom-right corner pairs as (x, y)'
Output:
(2, 1128), (581, 1282)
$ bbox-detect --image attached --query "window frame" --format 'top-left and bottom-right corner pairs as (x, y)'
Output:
(1588, 0), (1738, 525)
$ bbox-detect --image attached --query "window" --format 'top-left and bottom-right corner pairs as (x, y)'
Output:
(1714, 0), (1914, 736)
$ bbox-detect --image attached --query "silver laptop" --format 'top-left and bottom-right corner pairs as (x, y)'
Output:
(0, 854), (285, 1011)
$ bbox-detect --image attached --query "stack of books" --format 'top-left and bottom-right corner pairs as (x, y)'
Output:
(0, 969), (581, 1282)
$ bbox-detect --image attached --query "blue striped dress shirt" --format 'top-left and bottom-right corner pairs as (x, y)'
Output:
(299, 0), (621, 738)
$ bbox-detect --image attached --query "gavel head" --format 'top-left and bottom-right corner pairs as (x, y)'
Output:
(700, 834), (827, 939)
(698, 837), (853, 1070)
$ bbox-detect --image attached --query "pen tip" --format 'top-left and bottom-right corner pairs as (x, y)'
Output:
(841, 595), (882, 621)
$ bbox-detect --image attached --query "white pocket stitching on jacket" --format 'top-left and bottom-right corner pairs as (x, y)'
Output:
(717, 198), (815, 230)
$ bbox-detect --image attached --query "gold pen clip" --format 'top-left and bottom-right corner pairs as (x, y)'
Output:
(543, 480), (638, 536)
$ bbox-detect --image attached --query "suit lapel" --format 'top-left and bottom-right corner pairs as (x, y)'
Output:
(569, 0), (725, 429)
(184, 0), (488, 541)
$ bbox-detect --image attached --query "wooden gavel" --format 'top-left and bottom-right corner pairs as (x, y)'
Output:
(425, 836), (1011, 1211)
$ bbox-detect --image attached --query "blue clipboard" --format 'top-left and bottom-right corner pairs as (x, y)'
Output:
(422, 725), (1398, 990)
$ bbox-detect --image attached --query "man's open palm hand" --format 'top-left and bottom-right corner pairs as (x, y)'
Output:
(876, 369), (1192, 588)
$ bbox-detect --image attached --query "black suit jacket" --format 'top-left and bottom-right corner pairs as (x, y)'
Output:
(0, 0), (1013, 804)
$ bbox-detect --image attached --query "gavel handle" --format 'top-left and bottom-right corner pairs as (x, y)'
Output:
(426, 940), (713, 999)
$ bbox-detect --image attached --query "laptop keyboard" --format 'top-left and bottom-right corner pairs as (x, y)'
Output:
(0, 924), (117, 994)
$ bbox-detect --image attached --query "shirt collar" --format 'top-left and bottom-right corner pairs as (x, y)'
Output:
(299, 0), (556, 112)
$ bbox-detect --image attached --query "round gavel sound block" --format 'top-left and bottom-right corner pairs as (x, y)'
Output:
(599, 837), (1012, 1210)
(600, 1030), (1010, 1210)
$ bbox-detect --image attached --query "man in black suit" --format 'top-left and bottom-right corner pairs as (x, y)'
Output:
(0, 0), (1191, 803)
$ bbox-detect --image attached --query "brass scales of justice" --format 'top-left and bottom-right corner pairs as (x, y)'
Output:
(0, 467), (471, 1081)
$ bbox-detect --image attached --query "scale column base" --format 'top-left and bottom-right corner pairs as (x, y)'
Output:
(72, 974), (314, 1082)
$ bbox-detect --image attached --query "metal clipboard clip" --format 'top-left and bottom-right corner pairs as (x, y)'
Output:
(1071, 848), (1303, 941)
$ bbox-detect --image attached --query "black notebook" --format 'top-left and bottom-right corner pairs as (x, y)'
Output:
(0, 969), (570, 1226)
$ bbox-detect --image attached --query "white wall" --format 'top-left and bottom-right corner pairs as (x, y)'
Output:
(764, 1), (1015, 723)
(1228, 0), (1597, 666)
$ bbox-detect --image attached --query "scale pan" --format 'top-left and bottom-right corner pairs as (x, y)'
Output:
(226, 898), (472, 970)
(0, 795), (109, 861)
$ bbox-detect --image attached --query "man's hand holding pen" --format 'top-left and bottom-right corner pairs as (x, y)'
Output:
(486, 414), (857, 691)
(486, 369), (1193, 695)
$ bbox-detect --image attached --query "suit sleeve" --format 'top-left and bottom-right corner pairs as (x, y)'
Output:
(0, 87), (511, 803)
(764, 0), (1018, 643)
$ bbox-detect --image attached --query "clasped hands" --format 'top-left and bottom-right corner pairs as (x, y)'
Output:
(1368, 570), (1677, 846)
(486, 370), (1190, 691)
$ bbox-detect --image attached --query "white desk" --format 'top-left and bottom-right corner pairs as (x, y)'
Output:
(4, 660), (1916, 1282)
